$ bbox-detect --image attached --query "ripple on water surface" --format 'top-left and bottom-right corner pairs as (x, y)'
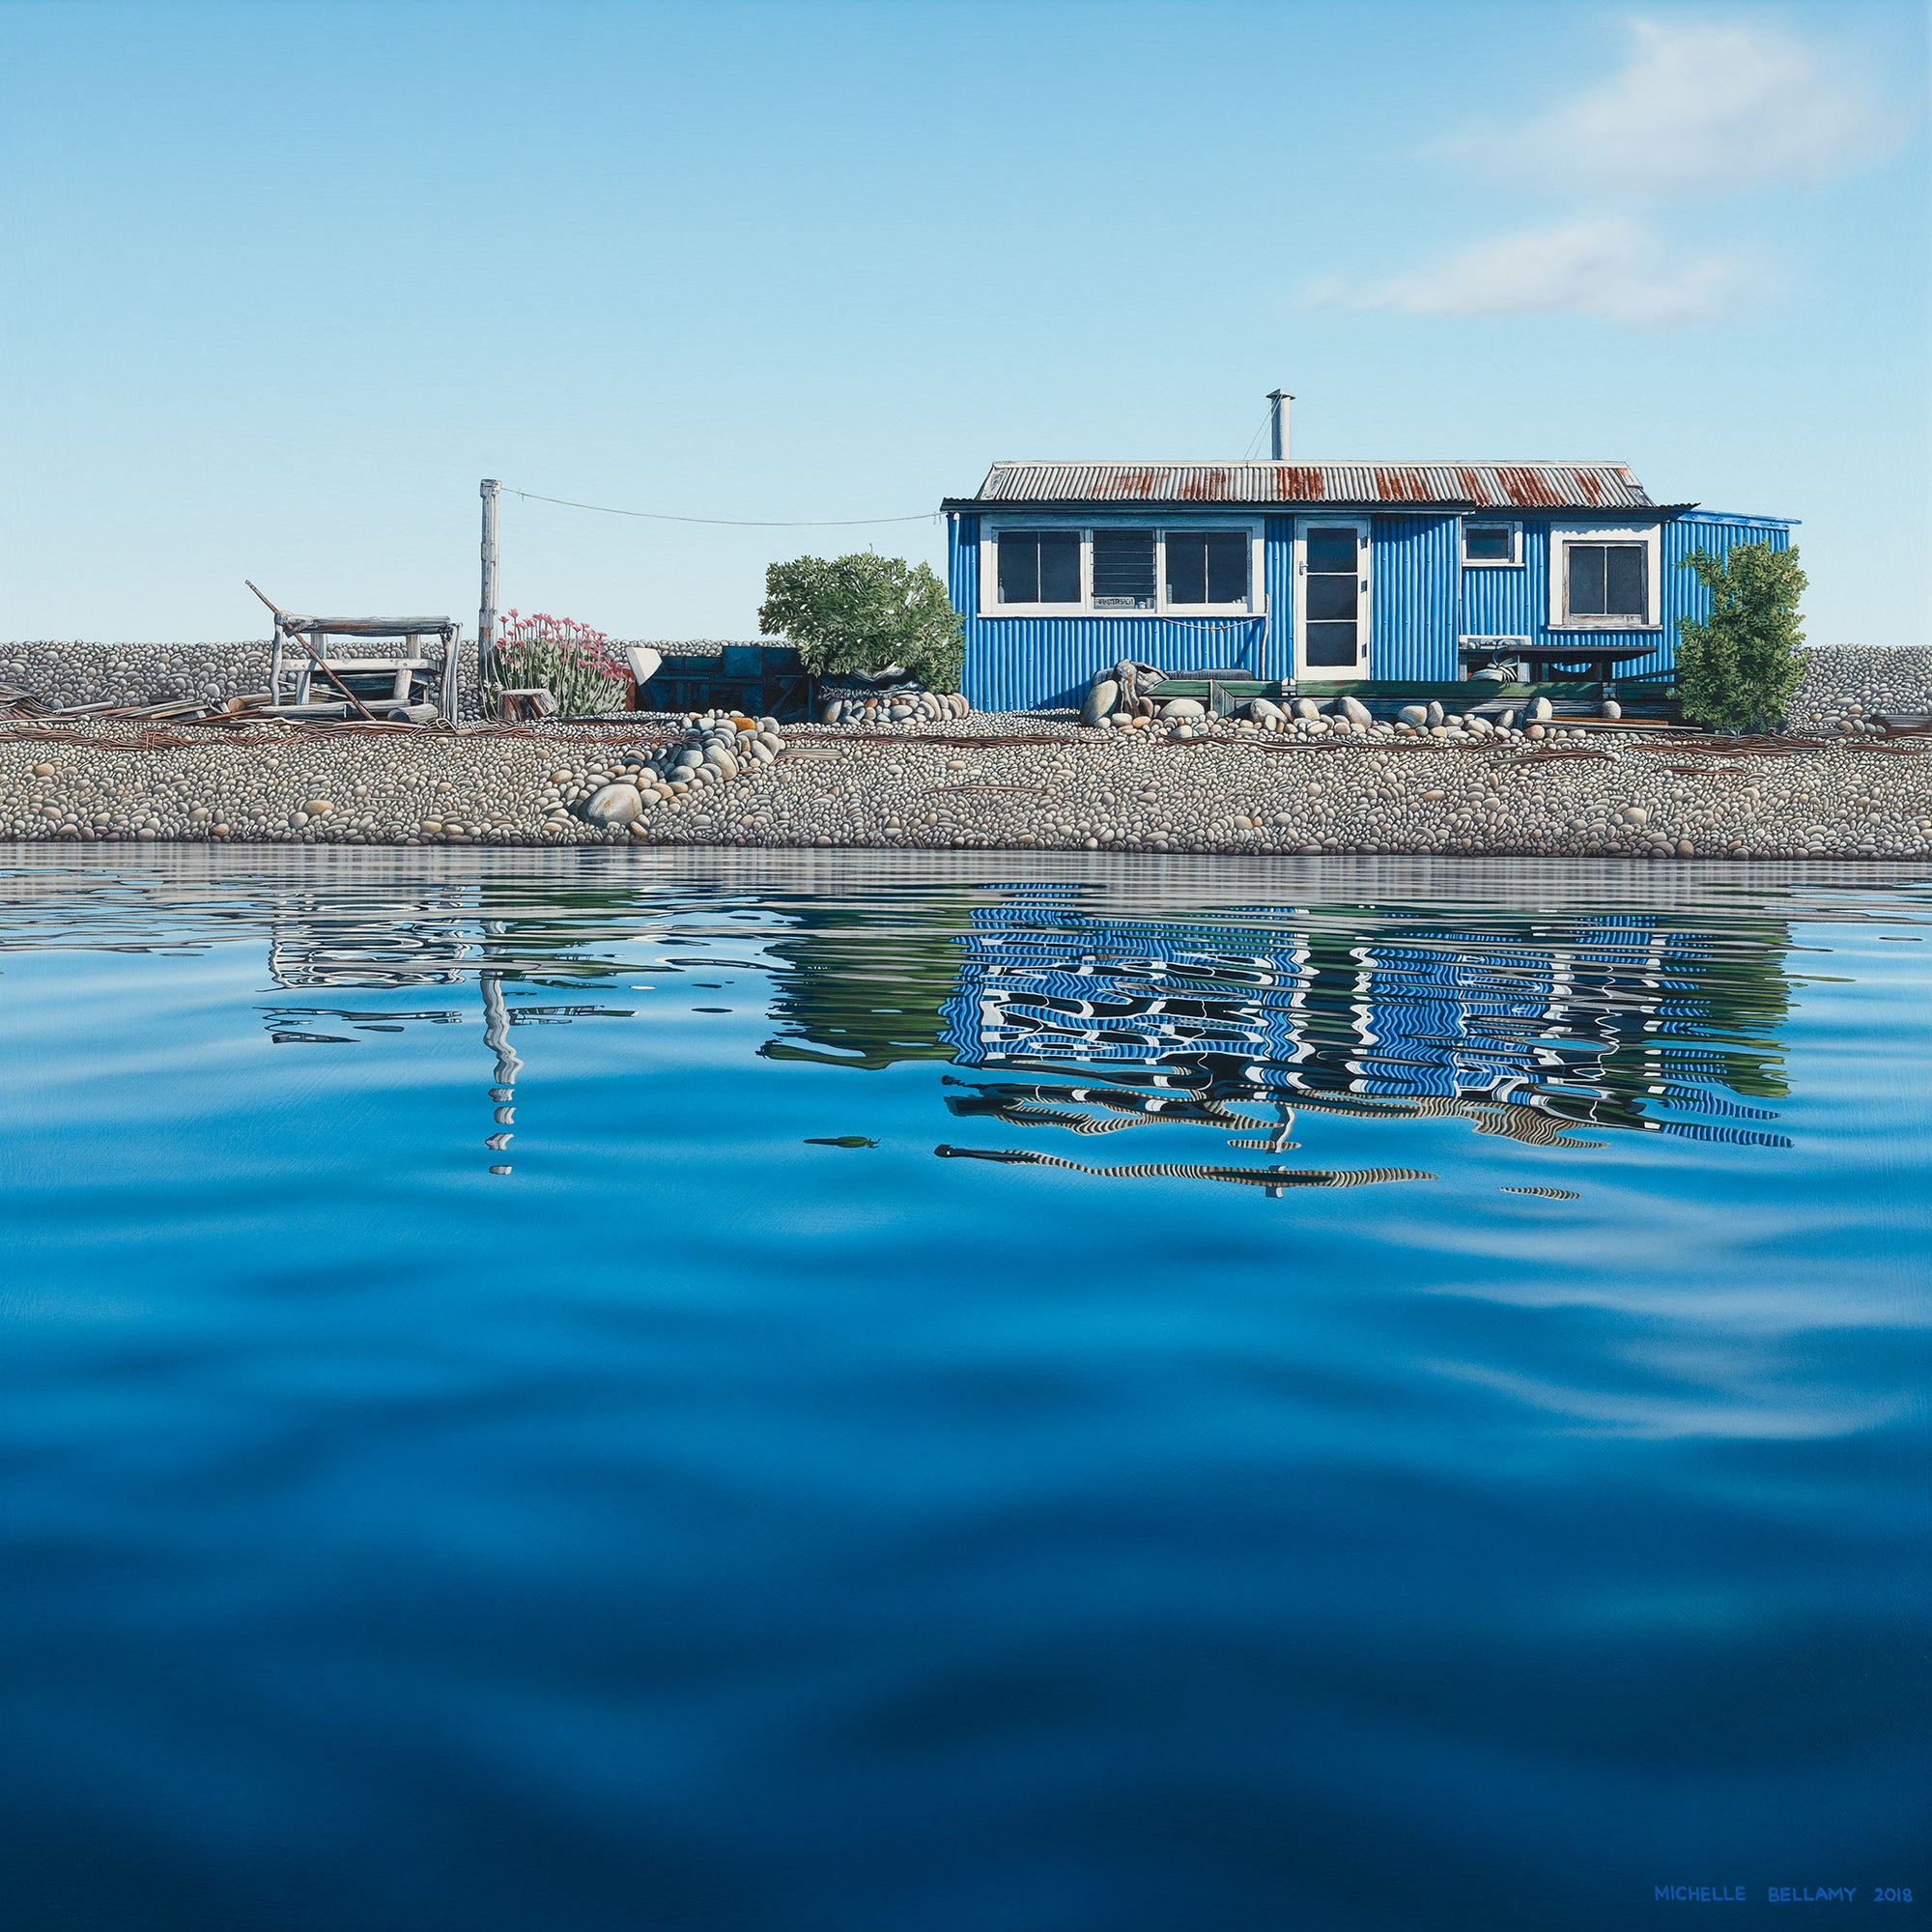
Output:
(0, 849), (1926, 1932)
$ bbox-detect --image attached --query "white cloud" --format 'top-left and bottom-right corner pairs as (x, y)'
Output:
(1317, 216), (1741, 329)
(1451, 16), (1901, 196)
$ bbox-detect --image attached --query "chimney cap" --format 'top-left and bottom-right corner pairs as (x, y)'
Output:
(1266, 387), (1294, 401)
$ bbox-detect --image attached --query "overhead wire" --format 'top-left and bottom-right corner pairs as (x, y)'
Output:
(503, 487), (936, 528)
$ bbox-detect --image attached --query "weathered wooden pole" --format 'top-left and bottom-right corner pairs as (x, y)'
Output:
(478, 478), (500, 676)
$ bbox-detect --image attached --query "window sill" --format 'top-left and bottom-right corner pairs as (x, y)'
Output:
(1461, 558), (1524, 570)
(1547, 620), (1662, 634)
(980, 608), (1262, 621)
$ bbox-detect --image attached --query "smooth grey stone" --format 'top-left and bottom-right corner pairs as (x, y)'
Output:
(1081, 678), (1120, 725)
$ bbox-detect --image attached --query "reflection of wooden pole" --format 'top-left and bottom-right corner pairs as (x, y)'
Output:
(481, 968), (522, 1175)
(478, 480), (500, 679)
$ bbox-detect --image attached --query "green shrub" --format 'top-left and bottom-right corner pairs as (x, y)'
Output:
(758, 553), (964, 691)
(483, 611), (628, 717)
(1675, 543), (1808, 734)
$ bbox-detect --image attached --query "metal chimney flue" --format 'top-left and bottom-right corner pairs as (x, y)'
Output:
(1266, 389), (1293, 461)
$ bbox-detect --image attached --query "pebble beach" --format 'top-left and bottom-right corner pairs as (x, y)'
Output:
(2, 706), (1928, 860)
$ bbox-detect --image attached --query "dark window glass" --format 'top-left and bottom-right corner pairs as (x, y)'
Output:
(1166, 534), (1207, 606)
(1165, 531), (1250, 605)
(1305, 621), (1358, 666)
(1567, 543), (1646, 619)
(1604, 544), (1645, 615)
(997, 529), (1080, 605)
(1306, 575), (1357, 621)
(1305, 527), (1357, 572)
(1092, 528), (1156, 609)
(1464, 523), (1514, 562)
(1205, 531), (1248, 602)
(1567, 544), (1607, 615)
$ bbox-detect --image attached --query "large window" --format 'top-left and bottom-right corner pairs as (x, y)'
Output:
(1166, 531), (1250, 605)
(982, 524), (1258, 616)
(1547, 524), (1662, 630)
(996, 529), (1080, 606)
(1566, 543), (1646, 618)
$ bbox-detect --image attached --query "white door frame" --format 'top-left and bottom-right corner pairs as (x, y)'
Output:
(1293, 517), (1373, 679)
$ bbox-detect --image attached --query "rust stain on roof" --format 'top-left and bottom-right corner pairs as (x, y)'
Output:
(965, 461), (1657, 512)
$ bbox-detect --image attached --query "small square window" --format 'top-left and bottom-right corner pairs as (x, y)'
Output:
(1462, 522), (1519, 565)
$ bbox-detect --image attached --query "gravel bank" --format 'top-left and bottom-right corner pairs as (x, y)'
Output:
(2, 711), (1926, 859)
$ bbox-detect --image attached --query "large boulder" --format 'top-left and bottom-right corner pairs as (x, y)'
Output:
(1081, 677), (1121, 725)
(585, 782), (643, 826)
(1158, 697), (1206, 720)
(1338, 696), (1373, 725)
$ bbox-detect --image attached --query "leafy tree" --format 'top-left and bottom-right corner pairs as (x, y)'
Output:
(759, 553), (964, 690)
(1674, 543), (1808, 733)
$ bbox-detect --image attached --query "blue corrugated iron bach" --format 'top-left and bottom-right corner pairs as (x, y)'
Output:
(941, 443), (1794, 712)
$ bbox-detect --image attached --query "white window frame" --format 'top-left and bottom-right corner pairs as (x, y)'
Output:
(1547, 522), (1662, 631)
(1461, 518), (1521, 568)
(979, 518), (1264, 619)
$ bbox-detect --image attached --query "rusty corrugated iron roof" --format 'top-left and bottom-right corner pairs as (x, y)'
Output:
(952, 462), (1656, 511)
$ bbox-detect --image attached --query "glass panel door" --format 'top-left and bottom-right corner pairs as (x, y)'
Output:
(1298, 522), (1369, 672)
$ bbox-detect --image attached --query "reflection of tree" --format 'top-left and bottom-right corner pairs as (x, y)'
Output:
(758, 896), (978, 1070)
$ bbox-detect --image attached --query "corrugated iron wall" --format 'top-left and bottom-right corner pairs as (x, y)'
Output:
(1659, 515), (1793, 674)
(953, 513), (1268, 710)
(1458, 511), (1794, 674)
(1264, 518), (1293, 680)
(948, 508), (1794, 706)
(1371, 514), (1460, 681)
(964, 615), (1268, 711)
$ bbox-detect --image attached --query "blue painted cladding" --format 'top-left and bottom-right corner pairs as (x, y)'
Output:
(952, 513), (1273, 710)
(966, 615), (1268, 711)
(1457, 534), (1546, 642)
(947, 507), (1793, 706)
(1659, 515), (1792, 674)
(1457, 512), (1791, 675)
(1264, 517), (1294, 676)
(1371, 515), (1460, 681)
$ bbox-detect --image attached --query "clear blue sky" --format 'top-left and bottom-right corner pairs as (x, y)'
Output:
(2, 0), (1925, 645)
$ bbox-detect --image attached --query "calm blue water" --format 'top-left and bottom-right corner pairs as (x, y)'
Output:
(1, 850), (1926, 1931)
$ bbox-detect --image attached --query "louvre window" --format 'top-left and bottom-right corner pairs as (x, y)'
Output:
(996, 529), (1081, 605)
(1566, 542), (1646, 619)
(1091, 529), (1156, 610)
(1166, 531), (1249, 605)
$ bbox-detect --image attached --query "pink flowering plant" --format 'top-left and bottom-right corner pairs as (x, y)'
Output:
(485, 611), (629, 716)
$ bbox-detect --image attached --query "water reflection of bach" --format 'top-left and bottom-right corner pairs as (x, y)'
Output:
(935, 900), (1796, 1152)
(480, 968), (522, 1177)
